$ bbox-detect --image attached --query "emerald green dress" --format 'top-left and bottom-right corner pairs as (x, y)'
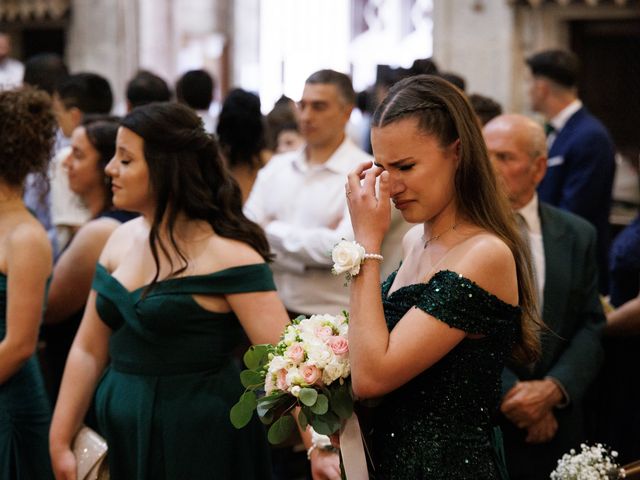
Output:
(92, 263), (274, 480)
(0, 273), (54, 480)
(366, 270), (520, 480)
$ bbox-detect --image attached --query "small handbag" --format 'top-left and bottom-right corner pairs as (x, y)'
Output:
(71, 426), (110, 480)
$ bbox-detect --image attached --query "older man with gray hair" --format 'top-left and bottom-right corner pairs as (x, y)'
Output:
(483, 114), (605, 479)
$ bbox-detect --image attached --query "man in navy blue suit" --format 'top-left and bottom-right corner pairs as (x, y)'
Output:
(526, 49), (615, 293)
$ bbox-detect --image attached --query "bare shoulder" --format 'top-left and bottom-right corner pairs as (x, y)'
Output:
(446, 233), (517, 305)
(206, 235), (266, 271)
(99, 217), (146, 269)
(72, 217), (121, 247)
(7, 220), (52, 273)
(8, 219), (50, 253)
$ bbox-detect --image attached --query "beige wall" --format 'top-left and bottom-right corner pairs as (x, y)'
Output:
(433, 0), (640, 115)
(66, 0), (231, 111)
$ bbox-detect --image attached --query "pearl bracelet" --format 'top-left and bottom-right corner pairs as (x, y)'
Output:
(331, 239), (384, 285)
(307, 443), (339, 460)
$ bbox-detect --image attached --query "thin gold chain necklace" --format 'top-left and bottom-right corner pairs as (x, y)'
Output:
(421, 223), (458, 249)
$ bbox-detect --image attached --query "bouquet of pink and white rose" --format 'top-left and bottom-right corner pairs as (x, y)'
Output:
(230, 312), (354, 444)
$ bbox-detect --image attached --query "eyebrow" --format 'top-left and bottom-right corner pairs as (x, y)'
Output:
(375, 156), (414, 168)
(117, 145), (134, 155)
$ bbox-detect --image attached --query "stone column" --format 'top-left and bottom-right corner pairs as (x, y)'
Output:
(433, 0), (517, 111)
(67, 0), (139, 112)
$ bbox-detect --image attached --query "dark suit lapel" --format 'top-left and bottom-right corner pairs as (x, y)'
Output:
(540, 203), (572, 332)
(548, 107), (585, 158)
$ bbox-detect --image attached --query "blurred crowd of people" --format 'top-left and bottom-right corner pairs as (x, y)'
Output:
(0, 24), (639, 480)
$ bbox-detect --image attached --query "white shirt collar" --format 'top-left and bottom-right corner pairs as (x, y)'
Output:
(292, 135), (356, 174)
(550, 99), (582, 132)
(517, 193), (542, 235)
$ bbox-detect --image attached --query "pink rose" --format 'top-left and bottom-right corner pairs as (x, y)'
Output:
(301, 364), (321, 385)
(327, 336), (349, 356)
(286, 343), (305, 364)
(276, 369), (289, 391)
(315, 326), (334, 340)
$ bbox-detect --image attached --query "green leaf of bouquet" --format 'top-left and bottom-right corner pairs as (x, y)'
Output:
(310, 412), (340, 435)
(243, 345), (270, 370)
(310, 393), (329, 415)
(229, 391), (257, 429)
(267, 414), (296, 444)
(256, 392), (287, 417)
(299, 388), (318, 407)
(331, 386), (354, 420)
(240, 370), (264, 389)
(297, 408), (308, 430)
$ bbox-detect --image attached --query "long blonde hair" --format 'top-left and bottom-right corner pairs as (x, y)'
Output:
(373, 75), (541, 364)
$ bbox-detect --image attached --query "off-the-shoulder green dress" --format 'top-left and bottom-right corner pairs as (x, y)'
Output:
(366, 270), (521, 480)
(92, 263), (274, 480)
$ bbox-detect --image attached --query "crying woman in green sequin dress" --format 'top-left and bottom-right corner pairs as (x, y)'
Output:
(344, 75), (543, 479)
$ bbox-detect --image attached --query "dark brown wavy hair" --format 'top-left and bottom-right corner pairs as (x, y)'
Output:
(373, 75), (541, 365)
(82, 115), (120, 212)
(0, 86), (56, 188)
(120, 102), (271, 293)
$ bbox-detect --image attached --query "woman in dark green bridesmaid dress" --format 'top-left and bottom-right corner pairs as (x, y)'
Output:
(343, 76), (542, 479)
(0, 88), (56, 479)
(50, 103), (290, 480)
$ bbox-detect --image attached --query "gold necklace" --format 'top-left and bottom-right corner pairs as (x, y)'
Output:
(422, 223), (458, 249)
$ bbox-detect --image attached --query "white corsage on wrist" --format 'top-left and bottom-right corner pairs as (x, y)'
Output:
(331, 240), (383, 284)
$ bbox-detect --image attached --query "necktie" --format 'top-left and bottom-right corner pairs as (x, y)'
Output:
(515, 213), (540, 305)
(544, 122), (555, 136)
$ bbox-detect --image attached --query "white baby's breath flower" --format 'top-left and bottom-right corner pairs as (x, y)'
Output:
(551, 443), (624, 480)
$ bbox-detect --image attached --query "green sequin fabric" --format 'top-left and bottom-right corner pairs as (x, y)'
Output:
(366, 269), (520, 479)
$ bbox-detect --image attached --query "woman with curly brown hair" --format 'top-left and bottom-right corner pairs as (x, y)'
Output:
(0, 87), (56, 479)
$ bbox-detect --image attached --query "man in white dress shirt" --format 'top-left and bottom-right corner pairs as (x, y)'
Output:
(484, 114), (605, 479)
(0, 31), (24, 90)
(246, 69), (383, 480)
(246, 69), (373, 317)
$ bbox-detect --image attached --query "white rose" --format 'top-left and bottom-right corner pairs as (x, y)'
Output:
(268, 355), (289, 372)
(286, 366), (303, 387)
(306, 342), (333, 369)
(331, 240), (365, 276)
(298, 316), (323, 335)
(322, 361), (343, 385)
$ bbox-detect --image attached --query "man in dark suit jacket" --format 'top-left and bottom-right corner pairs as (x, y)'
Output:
(484, 114), (605, 479)
(526, 49), (615, 293)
